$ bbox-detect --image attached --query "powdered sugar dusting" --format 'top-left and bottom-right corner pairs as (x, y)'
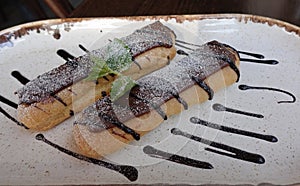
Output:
(78, 41), (238, 132)
(16, 21), (174, 104)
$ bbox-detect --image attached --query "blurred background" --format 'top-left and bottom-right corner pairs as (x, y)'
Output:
(0, 0), (300, 31)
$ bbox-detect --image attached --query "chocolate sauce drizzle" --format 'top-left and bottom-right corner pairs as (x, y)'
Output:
(239, 84), (296, 104)
(190, 117), (278, 143)
(129, 92), (168, 120)
(12, 70), (69, 107)
(237, 51), (264, 59)
(191, 76), (214, 100)
(0, 95), (18, 109)
(78, 44), (89, 53)
(100, 113), (140, 141)
(35, 134), (138, 181)
(96, 97), (141, 140)
(212, 103), (264, 118)
(11, 71), (30, 85)
(0, 106), (28, 129)
(143, 145), (213, 169)
(175, 42), (193, 51)
(171, 128), (265, 164)
(240, 58), (279, 65)
(56, 49), (75, 61)
(238, 51), (279, 65)
(177, 49), (189, 56)
(51, 94), (67, 106)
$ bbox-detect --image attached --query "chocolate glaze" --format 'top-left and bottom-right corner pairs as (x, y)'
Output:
(16, 21), (175, 105)
(35, 133), (138, 182)
(239, 84), (296, 104)
(0, 106), (28, 129)
(190, 117), (278, 142)
(11, 71), (30, 85)
(143, 145), (213, 169)
(76, 41), (239, 138)
(177, 40), (240, 82)
(171, 128), (265, 164)
(212, 103), (264, 118)
(206, 41), (240, 82)
(0, 95), (18, 109)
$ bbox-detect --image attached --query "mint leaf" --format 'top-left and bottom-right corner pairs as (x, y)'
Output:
(110, 75), (136, 102)
(106, 38), (132, 72)
(85, 38), (132, 81)
(85, 55), (117, 81)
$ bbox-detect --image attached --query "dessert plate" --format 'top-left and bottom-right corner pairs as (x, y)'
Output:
(0, 14), (299, 185)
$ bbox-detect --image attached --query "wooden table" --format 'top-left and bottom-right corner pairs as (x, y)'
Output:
(70, 0), (300, 26)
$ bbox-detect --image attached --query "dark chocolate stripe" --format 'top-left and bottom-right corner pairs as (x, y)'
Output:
(191, 76), (214, 100)
(177, 49), (189, 56)
(0, 95), (18, 109)
(51, 94), (67, 106)
(240, 58), (279, 65)
(190, 117), (277, 142)
(143, 145), (213, 169)
(171, 93), (188, 110)
(171, 128), (265, 164)
(0, 106), (28, 129)
(133, 60), (142, 70)
(11, 71), (30, 85)
(97, 97), (140, 141)
(238, 84), (296, 104)
(56, 49), (75, 61)
(175, 39), (201, 48)
(212, 103), (264, 118)
(238, 51), (264, 59)
(79, 44), (89, 53)
(218, 56), (240, 82)
(175, 42), (194, 51)
(35, 134), (138, 181)
(104, 117), (141, 141)
(129, 91), (167, 120)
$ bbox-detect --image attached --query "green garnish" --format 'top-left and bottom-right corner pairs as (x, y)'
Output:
(85, 38), (136, 102)
(85, 55), (118, 81)
(110, 75), (136, 102)
(86, 38), (132, 81)
(105, 38), (132, 72)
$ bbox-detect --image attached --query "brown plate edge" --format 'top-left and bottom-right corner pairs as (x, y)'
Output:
(0, 14), (300, 46)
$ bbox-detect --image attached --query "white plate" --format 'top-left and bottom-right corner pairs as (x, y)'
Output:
(0, 14), (299, 185)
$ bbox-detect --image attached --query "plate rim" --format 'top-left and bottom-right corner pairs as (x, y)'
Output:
(0, 14), (299, 40)
(1, 13), (300, 185)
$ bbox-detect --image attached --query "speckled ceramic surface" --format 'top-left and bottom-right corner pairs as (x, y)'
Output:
(0, 14), (299, 185)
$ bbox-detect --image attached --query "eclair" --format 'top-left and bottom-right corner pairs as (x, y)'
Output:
(73, 41), (240, 158)
(15, 21), (176, 130)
